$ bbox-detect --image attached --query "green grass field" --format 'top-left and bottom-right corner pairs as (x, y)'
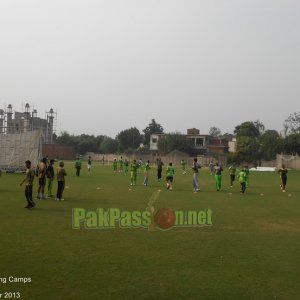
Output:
(1, 162), (299, 300)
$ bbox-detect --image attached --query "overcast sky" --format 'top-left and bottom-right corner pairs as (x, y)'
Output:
(0, 0), (299, 137)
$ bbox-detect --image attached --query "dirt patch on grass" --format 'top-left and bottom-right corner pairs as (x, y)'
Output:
(223, 226), (236, 231)
(256, 221), (300, 233)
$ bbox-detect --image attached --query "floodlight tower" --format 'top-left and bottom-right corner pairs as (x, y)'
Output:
(0, 109), (4, 134)
(6, 104), (13, 133)
(22, 103), (31, 132)
(46, 108), (55, 144)
(24, 103), (31, 119)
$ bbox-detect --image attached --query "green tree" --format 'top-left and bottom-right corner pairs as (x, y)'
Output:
(99, 136), (118, 154)
(232, 121), (266, 164)
(235, 136), (261, 163)
(234, 121), (260, 138)
(56, 132), (106, 154)
(259, 130), (283, 161)
(253, 120), (265, 135)
(221, 133), (234, 141)
(158, 133), (193, 154)
(283, 133), (300, 155)
(143, 119), (164, 145)
(209, 127), (221, 137)
(56, 131), (74, 145)
(116, 127), (142, 151)
(283, 112), (300, 135)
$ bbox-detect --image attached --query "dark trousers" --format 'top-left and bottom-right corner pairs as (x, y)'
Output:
(25, 185), (35, 206)
(57, 181), (65, 199)
(240, 182), (246, 194)
(230, 175), (235, 186)
(157, 169), (162, 180)
(281, 176), (287, 189)
(76, 167), (81, 177)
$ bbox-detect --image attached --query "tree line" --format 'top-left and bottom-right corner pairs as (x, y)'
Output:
(55, 113), (300, 162)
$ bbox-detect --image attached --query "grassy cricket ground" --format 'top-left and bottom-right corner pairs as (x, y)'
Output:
(0, 162), (299, 299)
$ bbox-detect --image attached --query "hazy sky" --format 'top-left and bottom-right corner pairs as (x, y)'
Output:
(0, 0), (299, 137)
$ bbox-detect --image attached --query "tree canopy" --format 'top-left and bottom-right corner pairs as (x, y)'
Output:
(143, 119), (164, 145)
(157, 133), (193, 154)
(209, 127), (221, 137)
(116, 127), (142, 152)
(284, 112), (300, 135)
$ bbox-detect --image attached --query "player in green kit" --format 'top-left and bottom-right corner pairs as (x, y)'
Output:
(143, 160), (151, 186)
(181, 159), (187, 174)
(119, 156), (124, 173)
(124, 159), (129, 175)
(166, 162), (175, 190)
(214, 162), (223, 191)
(237, 168), (247, 194)
(229, 165), (237, 187)
(130, 160), (138, 186)
(113, 159), (118, 172)
(75, 157), (82, 177)
(278, 164), (288, 192)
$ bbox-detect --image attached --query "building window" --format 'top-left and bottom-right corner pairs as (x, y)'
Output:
(152, 138), (157, 143)
(196, 138), (203, 146)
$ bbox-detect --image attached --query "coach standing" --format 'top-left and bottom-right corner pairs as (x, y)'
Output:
(192, 158), (201, 192)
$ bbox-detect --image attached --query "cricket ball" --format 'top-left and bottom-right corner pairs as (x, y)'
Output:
(154, 208), (176, 230)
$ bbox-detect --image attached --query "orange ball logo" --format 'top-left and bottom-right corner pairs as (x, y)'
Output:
(154, 208), (176, 230)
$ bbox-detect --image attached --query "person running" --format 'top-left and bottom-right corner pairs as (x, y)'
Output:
(157, 158), (164, 182)
(214, 162), (223, 191)
(130, 160), (138, 186)
(237, 168), (247, 195)
(181, 159), (187, 174)
(119, 156), (124, 173)
(245, 166), (250, 188)
(87, 156), (92, 175)
(36, 157), (47, 199)
(229, 165), (237, 187)
(20, 160), (36, 209)
(166, 162), (175, 190)
(143, 160), (151, 186)
(75, 157), (82, 177)
(192, 158), (201, 192)
(278, 164), (288, 192)
(46, 159), (55, 198)
(209, 161), (214, 175)
(113, 159), (118, 172)
(138, 158), (143, 173)
(56, 161), (67, 201)
(124, 159), (129, 175)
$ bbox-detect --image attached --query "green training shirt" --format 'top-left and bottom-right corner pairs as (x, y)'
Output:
(166, 166), (175, 177)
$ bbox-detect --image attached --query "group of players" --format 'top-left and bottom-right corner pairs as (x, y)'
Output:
(111, 157), (289, 195)
(20, 155), (289, 209)
(20, 158), (67, 209)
